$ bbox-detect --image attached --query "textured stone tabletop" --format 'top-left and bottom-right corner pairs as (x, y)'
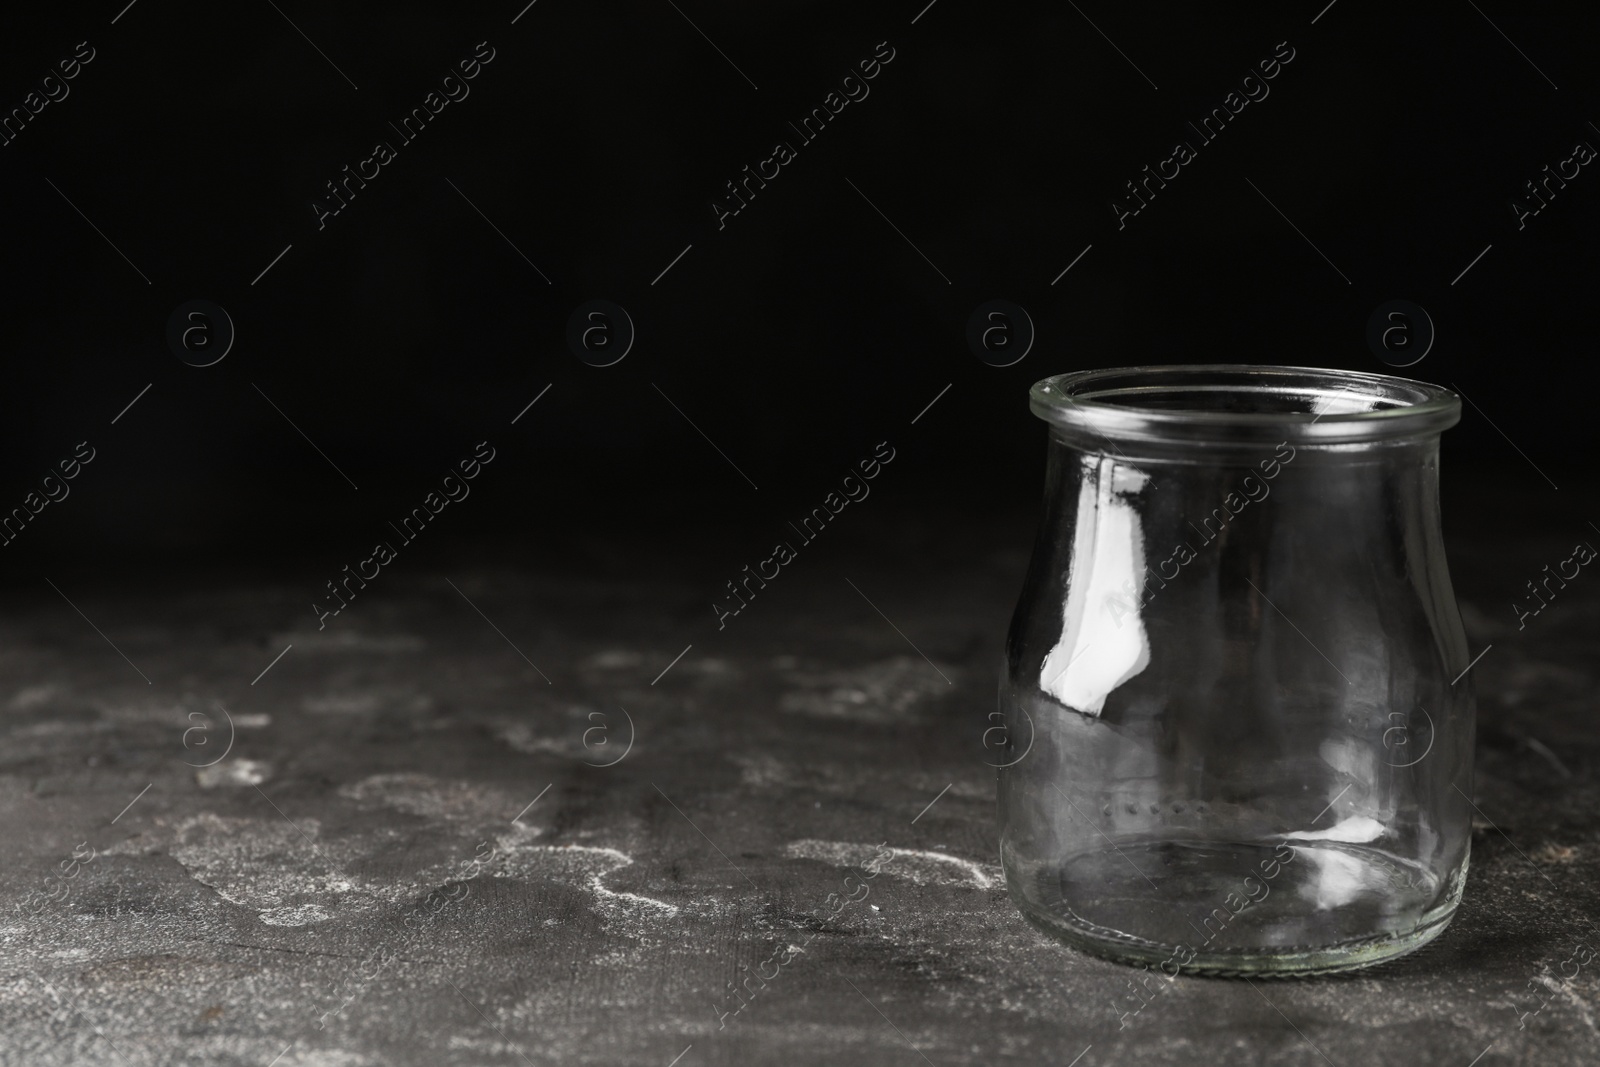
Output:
(0, 495), (1596, 1067)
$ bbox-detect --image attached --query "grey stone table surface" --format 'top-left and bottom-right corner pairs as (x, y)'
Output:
(0, 496), (1596, 1067)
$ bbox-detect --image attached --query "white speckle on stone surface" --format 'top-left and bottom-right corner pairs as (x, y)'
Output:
(258, 903), (333, 927)
(492, 842), (679, 923)
(9, 684), (62, 709)
(784, 840), (1000, 889)
(303, 687), (432, 715)
(274, 1050), (379, 1067)
(169, 814), (364, 925)
(585, 649), (643, 669)
(731, 753), (792, 789)
(279, 630), (425, 654)
(779, 657), (955, 722)
(196, 759), (272, 788)
(492, 719), (577, 757)
(303, 693), (383, 714)
(339, 773), (524, 824)
(1535, 969), (1600, 1039)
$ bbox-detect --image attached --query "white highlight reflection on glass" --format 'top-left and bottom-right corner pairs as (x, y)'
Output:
(1038, 457), (1151, 716)
(1285, 816), (1386, 911)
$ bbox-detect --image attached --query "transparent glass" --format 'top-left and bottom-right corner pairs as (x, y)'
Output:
(997, 365), (1474, 976)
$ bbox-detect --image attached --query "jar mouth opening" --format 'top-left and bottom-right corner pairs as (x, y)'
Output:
(1031, 365), (1460, 446)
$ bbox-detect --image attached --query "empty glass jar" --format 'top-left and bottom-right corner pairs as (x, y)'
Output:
(997, 365), (1474, 975)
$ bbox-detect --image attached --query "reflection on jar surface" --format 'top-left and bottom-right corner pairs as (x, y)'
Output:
(997, 366), (1474, 975)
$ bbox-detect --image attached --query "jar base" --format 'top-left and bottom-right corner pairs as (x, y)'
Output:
(1004, 839), (1466, 977)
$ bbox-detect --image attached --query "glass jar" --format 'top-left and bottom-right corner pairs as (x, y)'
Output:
(997, 365), (1473, 976)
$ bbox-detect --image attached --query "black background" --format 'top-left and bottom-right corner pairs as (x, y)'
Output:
(0, 1), (1592, 583)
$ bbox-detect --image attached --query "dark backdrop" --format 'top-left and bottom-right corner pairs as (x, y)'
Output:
(0, 1), (1591, 582)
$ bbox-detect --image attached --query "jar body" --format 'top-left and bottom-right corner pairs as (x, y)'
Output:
(998, 370), (1474, 975)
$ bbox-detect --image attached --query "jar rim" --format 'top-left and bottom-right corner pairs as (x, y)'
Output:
(1030, 365), (1461, 446)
